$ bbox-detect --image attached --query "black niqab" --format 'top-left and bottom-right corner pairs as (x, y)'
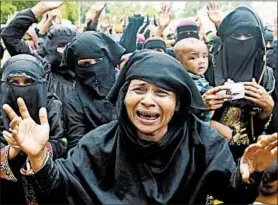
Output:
(62, 31), (125, 97)
(0, 54), (47, 130)
(143, 39), (166, 52)
(44, 25), (77, 73)
(215, 6), (265, 85)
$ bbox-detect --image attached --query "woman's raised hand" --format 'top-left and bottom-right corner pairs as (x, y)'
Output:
(3, 97), (50, 158)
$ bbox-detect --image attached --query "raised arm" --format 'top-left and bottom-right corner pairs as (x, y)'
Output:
(1, 1), (64, 56)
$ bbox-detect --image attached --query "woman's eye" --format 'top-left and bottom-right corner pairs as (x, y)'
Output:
(155, 90), (168, 97)
(78, 62), (91, 67)
(24, 79), (32, 84)
(133, 88), (146, 94)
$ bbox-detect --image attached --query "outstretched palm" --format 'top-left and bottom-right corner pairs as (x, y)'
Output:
(158, 4), (171, 28)
(3, 98), (50, 158)
(207, 1), (223, 25)
(240, 133), (277, 182)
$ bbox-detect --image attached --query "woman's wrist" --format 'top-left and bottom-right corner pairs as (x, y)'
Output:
(31, 3), (50, 20)
(8, 146), (21, 160)
(259, 109), (272, 120)
(29, 148), (48, 172)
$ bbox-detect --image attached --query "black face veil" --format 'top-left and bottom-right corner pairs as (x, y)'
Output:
(61, 31), (126, 97)
(215, 6), (266, 86)
(44, 25), (77, 73)
(0, 54), (47, 130)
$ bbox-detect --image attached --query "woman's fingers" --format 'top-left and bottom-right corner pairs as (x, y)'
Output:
(39, 107), (49, 126)
(9, 116), (22, 130)
(265, 140), (278, 152)
(11, 129), (20, 143)
(3, 131), (16, 143)
(17, 98), (31, 119)
(270, 147), (277, 155)
(244, 90), (262, 99)
(2, 104), (18, 121)
(244, 96), (260, 104)
(258, 133), (278, 147)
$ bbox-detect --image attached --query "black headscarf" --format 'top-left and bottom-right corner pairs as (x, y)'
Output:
(45, 50), (258, 204)
(62, 31), (125, 97)
(175, 19), (199, 43)
(215, 6), (265, 86)
(143, 38), (166, 52)
(44, 25), (77, 73)
(0, 54), (47, 130)
(108, 49), (205, 113)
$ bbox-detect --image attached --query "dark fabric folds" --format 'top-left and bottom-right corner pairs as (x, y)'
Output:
(43, 25), (78, 72)
(0, 54), (47, 129)
(32, 50), (261, 205)
(215, 6), (266, 86)
(143, 39), (166, 52)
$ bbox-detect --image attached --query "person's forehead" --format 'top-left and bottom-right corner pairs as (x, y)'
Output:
(183, 42), (208, 53)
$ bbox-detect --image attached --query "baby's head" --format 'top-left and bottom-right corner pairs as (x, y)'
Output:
(174, 38), (208, 76)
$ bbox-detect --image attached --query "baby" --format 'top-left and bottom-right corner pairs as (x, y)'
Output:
(174, 38), (233, 144)
(174, 38), (213, 123)
(174, 38), (210, 95)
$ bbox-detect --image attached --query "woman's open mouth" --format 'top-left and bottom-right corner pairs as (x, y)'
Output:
(136, 110), (160, 122)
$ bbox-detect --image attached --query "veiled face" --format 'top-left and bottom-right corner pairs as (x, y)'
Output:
(125, 79), (177, 142)
(8, 76), (32, 86)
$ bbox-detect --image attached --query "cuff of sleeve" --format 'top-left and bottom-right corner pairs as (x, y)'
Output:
(20, 148), (50, 176)
(25, 8), (39, 23)
(0, 146), (18, 182)
(34, 157), (60, 194)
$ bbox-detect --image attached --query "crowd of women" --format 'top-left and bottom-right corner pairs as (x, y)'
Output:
(0, 1), (277, 205)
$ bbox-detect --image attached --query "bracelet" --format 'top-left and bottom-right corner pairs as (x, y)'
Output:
(20, 149), (49, 176)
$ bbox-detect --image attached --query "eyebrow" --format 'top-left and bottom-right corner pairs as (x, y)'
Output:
(131, 82), (146, 87)
(187, 52), (198, 55)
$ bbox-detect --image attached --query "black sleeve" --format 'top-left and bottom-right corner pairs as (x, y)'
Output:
(197, 124), (262, 204)
(138, 15), (150, 34)
(83, 19), (98, 32)
(34, 157), (68, 204)
(119, 15), (144, 53)
(210, 161), (262, 204)
(63, 94), (86, 151)
(1, 8), (37, 56)
(47, 95), (67, 158)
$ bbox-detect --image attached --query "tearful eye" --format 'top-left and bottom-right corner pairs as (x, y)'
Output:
(132, 87), (146, 94)
(155, 90), (169, 97)
(78, 62), (91, 67)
